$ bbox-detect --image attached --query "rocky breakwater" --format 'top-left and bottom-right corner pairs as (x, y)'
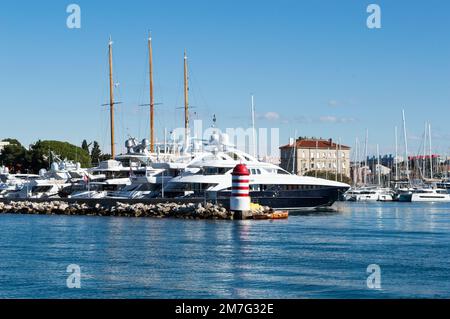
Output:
(0, 201), (242, 220)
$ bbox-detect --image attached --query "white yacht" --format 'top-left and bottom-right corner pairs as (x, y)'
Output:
(344, 186), (394, 202)
(164, 133), (350, 210)
(5, 178), (71, 199)
(2, 156), (86, 199)
(0, 171), (40, 198)
(398, 188), (450, 202)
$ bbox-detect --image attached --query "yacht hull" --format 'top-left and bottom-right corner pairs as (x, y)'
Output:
(214, 186), (349, 210)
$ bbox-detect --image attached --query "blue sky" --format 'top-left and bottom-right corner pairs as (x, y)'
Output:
(1, 0), (450, 157)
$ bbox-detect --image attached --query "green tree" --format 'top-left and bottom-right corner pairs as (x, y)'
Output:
(28, 140), (49, 172)
(1, 139), (92, 173)
(0, 142), (28, 173)
(1, 138), (22, 146)
(81, 140), (90, 153)
(91, 141), (102, 165)
(99, 153), (111, 162)
(38, 140), (91, 168)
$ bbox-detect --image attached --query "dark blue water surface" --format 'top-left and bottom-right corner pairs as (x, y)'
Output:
(0, 202), (449, 298)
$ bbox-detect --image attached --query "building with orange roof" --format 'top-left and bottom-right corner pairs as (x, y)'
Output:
(279, 137), (351, 177)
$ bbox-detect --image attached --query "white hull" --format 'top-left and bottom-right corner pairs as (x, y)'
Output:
(410, 193), (450, 202)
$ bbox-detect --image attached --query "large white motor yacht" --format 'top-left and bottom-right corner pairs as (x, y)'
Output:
(164, 133), (350, 210)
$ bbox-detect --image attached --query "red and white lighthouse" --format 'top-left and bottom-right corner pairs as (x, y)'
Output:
(230, 164), (251, 214)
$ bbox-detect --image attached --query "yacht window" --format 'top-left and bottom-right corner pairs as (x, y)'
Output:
(32, 186), (53, 193)
(227, 152), (239, 160)
(203, 167), (229, 175)
(124, 184), (140, 192)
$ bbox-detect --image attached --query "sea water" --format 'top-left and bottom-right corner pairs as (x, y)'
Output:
(0, 202), (449, 298)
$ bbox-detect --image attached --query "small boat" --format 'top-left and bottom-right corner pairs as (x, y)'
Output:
(253, 210), (289, 220)
(271, 211), (289, 219)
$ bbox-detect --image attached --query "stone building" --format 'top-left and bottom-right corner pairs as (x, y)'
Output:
(279, 137), (351, 177)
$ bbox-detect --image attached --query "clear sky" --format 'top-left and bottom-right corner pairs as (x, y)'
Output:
(1, 0), (449, 158)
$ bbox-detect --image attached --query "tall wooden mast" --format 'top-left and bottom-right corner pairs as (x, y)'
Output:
(148, 33), (155, 152)
(183, 50), (189, 147)
(108, 36), (116, 159)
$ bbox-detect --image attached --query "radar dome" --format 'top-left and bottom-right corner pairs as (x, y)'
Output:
(39, 168), (47, 177)
(210, 133), (220, 144)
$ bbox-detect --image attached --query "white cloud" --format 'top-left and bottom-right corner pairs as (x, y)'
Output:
(319, 116), (338, 123)
(263, 112), (280, 121)
(328, 99), (339, 107)
(318, 116), (355, 124)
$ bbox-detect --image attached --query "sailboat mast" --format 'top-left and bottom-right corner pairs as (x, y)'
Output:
(377, 144), (381, 186)
(395, 126), (399, 180)
(402, 109), (409, 181)
(251, 94), (256, 158)
(423, 121), (427, 178)
(148, 34), (155, 153)
(354, 137), (359, 186)
(364, 129), (368, 185)
(429, 123), (433, 179)
(292, 130), (297, 174)
(183, 50), (189, 147)
(108, 36), (116, 159)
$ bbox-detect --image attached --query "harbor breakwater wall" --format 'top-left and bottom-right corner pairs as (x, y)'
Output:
(0, 199), (272, 220)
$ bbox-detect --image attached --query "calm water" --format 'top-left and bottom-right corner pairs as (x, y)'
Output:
(0, 202), (449, 298)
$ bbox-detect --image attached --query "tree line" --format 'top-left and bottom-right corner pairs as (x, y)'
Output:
(0, 138), (111, 174)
